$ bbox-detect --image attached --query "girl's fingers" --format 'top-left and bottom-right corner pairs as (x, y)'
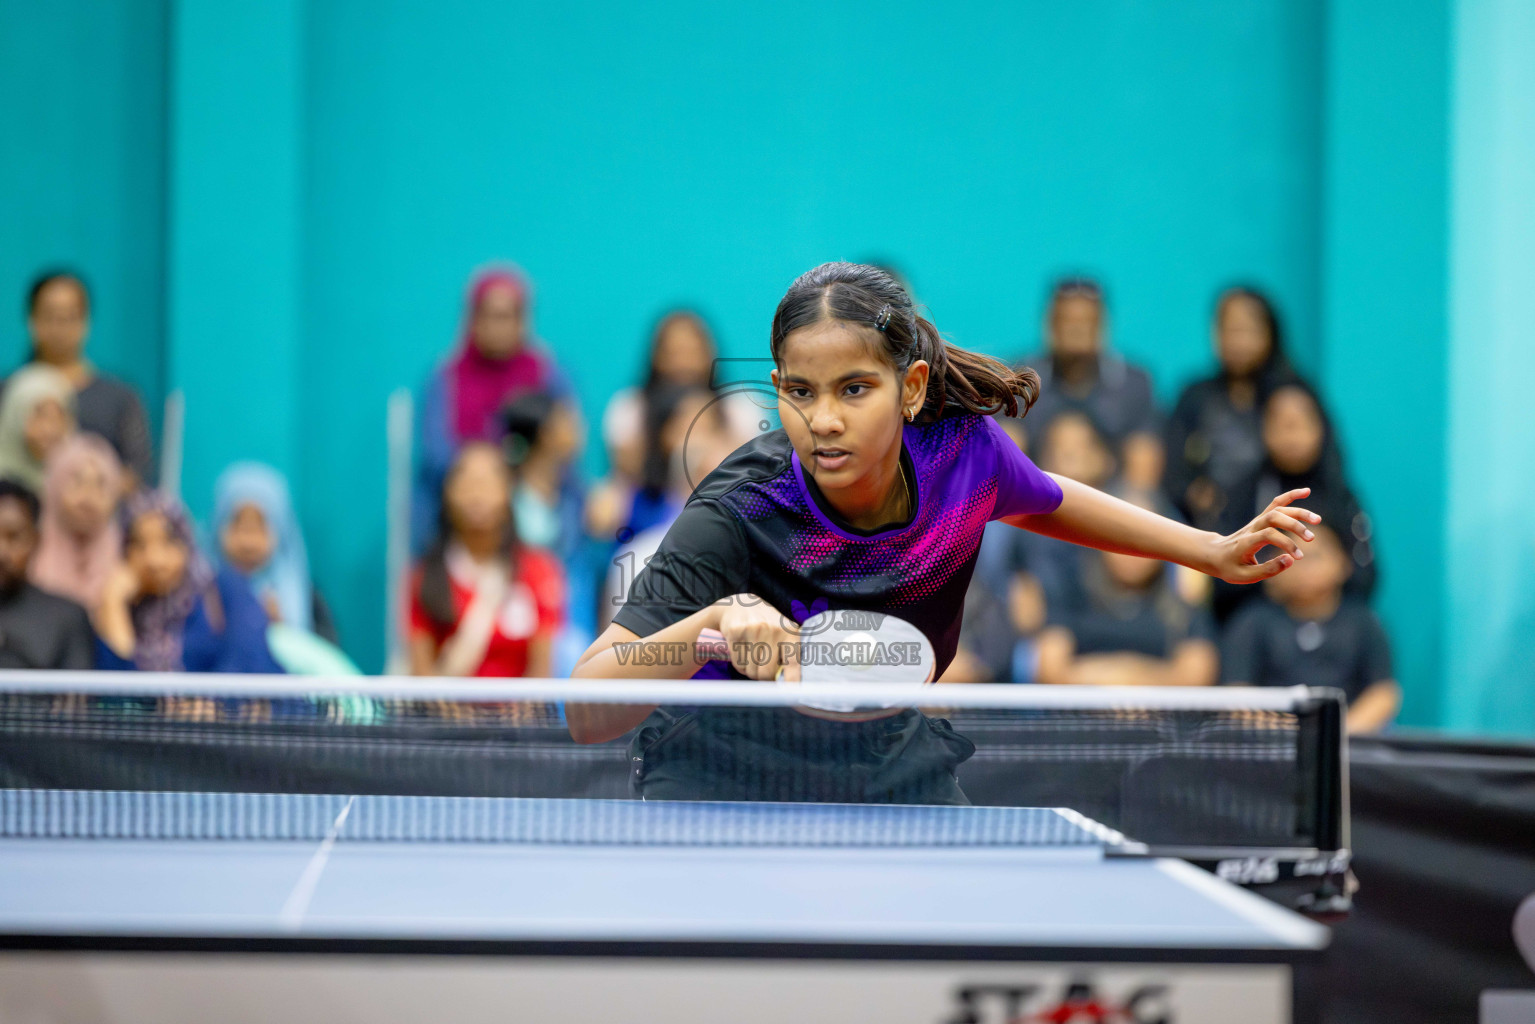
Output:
(1277, 506), (1322, 525)
(1265, 509), (1316, 541)
(1258, 552), (1295, 579)
(1263, 488), (1311, 513)
(1256, 527), (1301, 557)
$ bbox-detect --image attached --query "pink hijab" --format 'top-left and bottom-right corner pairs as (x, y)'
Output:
(450, 268), (551, 443)
(31, 433), (124, 609)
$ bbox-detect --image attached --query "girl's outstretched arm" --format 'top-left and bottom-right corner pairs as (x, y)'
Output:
(1004, 478), (1321, 585)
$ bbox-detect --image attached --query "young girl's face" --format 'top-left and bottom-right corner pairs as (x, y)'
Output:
(1040, 413), (1114, 487)
(24, 397), (72, 463)
(1263, 387), (1325, 474)
(445, 444), (512, 536)
(1215, 295), (1272, 377)
(221, 504), (274, 574)
(773, 323), (922, 494)
(653, 320), (713, 386)
(1103, 549), (1164, 589)
(537, 402), (583, 465)
(127, 512), (190, 597)
(58, 459), (115, 537)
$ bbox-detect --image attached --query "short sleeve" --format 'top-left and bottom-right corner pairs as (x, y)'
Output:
(611, 499), (750, 638)
(520, 547), (567, 633)
(115, 388), (155, 482)
(1185, 604), (1218, 646)
(1219, 605), (1264, 685)
(1360, 610), (1394, 685)
(984, 415), (1064, 519)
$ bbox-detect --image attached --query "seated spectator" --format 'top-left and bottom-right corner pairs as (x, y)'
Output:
(412, 267), (567, 553)
(588, 311), (758, 541)
(1221, 524), (1400, 734)
(1166, 286), (1313, 531)
(214, 462), (339, 646)
(0, 479), (94, 669)
(1010, 277), (1163, 491)
(0, 364), (75, 491)
(600, 386), (735, 632)
(1214, 382), (1376, 623)
(501, 391), (587, 563)
(1034, 488), (1219, 688)
(30, 434), (123, 611)
(18, 271), (154, 487)
(407, 442), (564, 679)
(93, 491), (283, 673)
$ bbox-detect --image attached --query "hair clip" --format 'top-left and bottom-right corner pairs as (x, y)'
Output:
(874, 304), (894, 332)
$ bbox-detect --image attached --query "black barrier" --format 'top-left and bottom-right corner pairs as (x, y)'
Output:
(1320, 733), (1535, 1024)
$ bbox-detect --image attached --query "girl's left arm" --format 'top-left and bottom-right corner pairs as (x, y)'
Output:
(1005, 477), (1321, 585)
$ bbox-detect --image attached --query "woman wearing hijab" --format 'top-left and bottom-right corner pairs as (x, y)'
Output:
(411, 267), (570, 554)
(93, 491), (282, 674)
(214, 462), (339, 645)
(31, 434), (123, 611)
(0, 364), (76, 491)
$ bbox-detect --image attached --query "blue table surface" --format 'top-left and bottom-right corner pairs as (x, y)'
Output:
(0, 792), (1328, 953)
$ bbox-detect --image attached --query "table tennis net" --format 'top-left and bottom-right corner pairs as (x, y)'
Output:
(0, 677), (1345, 854)
(0, 789), (1125, 848)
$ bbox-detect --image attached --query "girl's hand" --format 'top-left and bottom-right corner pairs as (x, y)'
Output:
(101, 564), (142, 607)
(1206, 487), (1322, 584)
(715, 595), (801, 681)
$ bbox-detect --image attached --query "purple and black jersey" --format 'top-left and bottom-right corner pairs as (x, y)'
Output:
(612, 413), (1062, 676)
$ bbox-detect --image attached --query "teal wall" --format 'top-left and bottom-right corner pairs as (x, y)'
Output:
(1320, 0), (1451, 728)
(0, 0), (168, 430)
(1444, 0), (1535, 735)
(4, 0), (1531, 732)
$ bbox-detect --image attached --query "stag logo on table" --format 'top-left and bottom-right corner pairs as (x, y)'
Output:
(943, 979), (1172, 1024)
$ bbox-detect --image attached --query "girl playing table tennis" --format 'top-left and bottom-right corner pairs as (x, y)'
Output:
(572, 262), (1319, 803)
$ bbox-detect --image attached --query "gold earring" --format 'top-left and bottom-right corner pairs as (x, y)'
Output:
(904, 406), (915, 422)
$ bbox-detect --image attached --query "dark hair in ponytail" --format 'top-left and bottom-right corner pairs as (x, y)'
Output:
(769, 262), (1039, 420)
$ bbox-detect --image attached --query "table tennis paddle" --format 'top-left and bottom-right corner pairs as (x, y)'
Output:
(696, 609), (935, 714)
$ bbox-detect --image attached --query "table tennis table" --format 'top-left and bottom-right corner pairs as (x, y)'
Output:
(0, 790), (1327, 1024)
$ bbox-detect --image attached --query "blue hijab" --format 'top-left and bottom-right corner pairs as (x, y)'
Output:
(213, 462), (314, 633)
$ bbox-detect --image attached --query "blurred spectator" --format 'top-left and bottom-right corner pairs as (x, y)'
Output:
(1165, 286), (1307, 531)
(1011, 278), (1163, 491)
(1034, 487), (1218, 688)
(94, 491), (283, 673)
(17, 271), (154, 487)
(214, 462), (339, 646)
(1213, 381), (1375, 623)
(0, 479), (94, 669)
(407, 442), (564, 678)
(413, 267), (567, 553)
(588, 311), (757, 541)
(501, 391), (586, 563)
(0, 364), (75, 491)
(600, 385), (735, 631)
(1221, 524), (1400, 734)
(30, 433), (123, 611)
